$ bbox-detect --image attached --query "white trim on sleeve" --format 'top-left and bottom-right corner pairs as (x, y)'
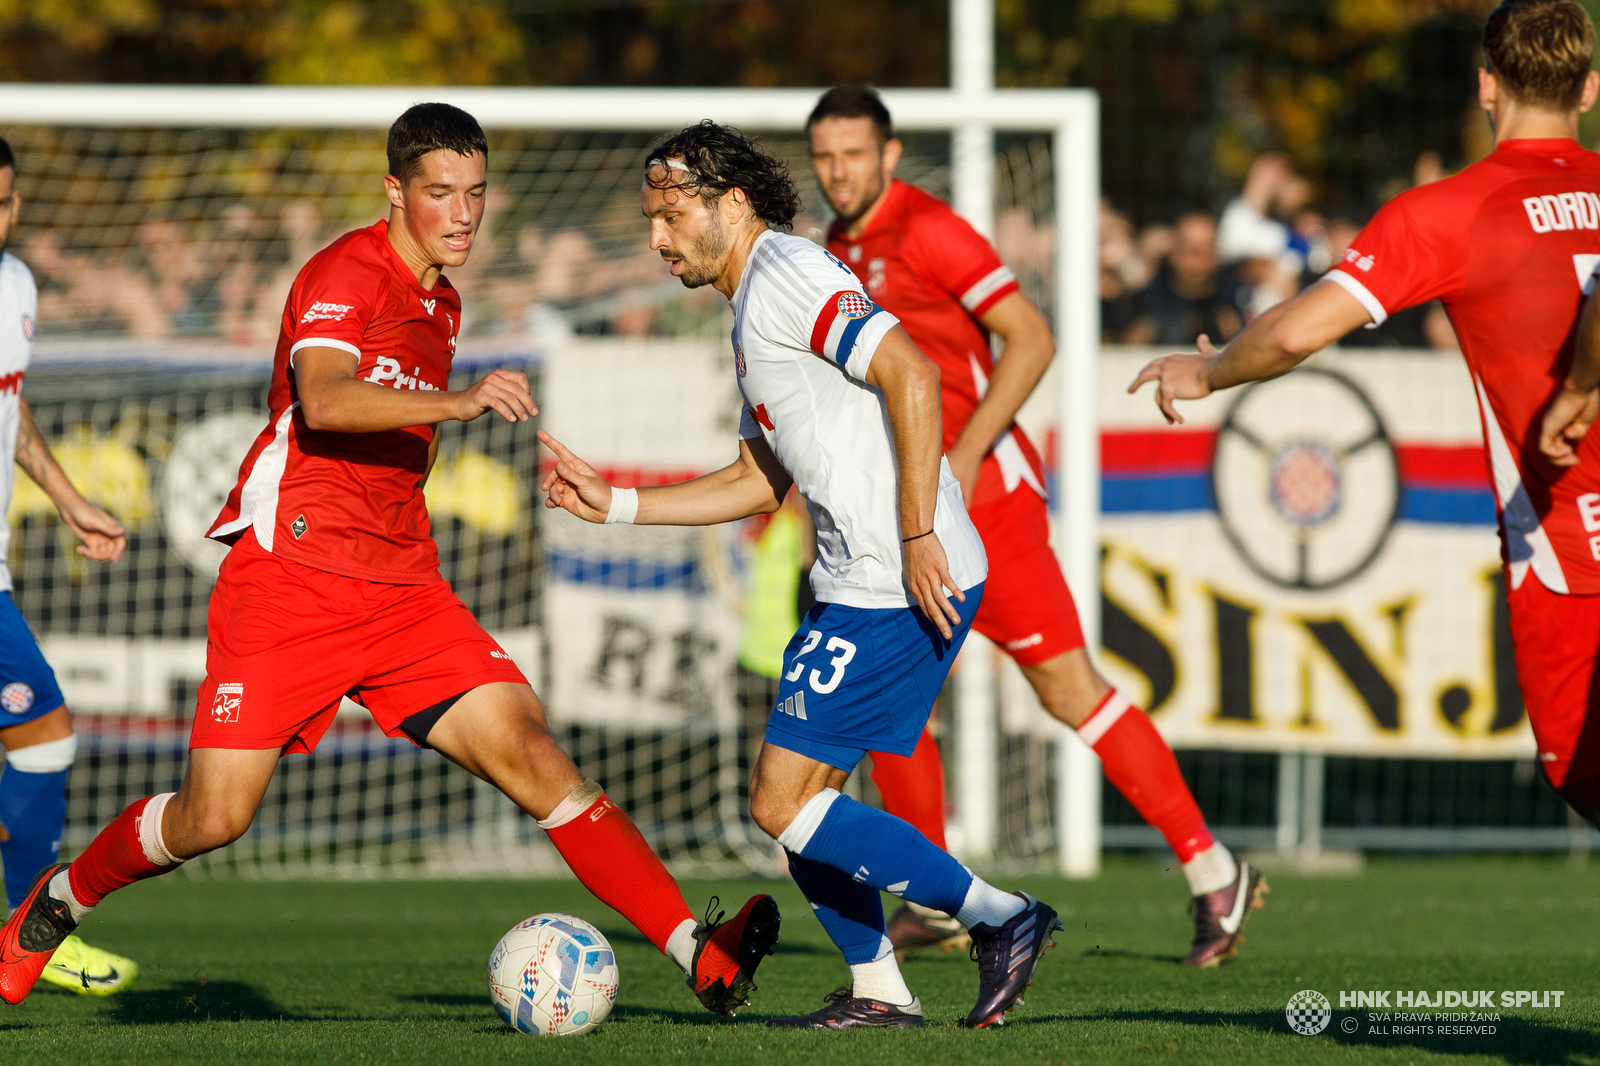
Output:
(959, 265), (1018, 312)
(1322, 269), (1388, 327)
(288, 337), (361, 368)
(842, 310), (900, 381)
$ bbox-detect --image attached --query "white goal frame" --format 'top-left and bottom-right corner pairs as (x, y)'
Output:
(0, 82), (1103, 878)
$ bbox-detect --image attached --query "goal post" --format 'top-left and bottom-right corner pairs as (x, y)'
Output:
(0, 83), (1101, 879)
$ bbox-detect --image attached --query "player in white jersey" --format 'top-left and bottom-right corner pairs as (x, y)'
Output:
(0, 137), (139, 995)
(541, 121), (1062, 1029)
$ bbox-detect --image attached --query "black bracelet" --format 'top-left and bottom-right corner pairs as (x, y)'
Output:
(901, 529), (935, 543)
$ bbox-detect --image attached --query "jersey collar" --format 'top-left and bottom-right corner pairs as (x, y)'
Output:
(1495, 137), (1583, 155)
(830, 179), (906, 246)
(369, 218), (455, 295)
(730, 229), (780, 306)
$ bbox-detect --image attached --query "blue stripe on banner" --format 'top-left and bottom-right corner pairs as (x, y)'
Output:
(546, 550), (705, 591)
(834, 309), (877, 366)
(1102, 474), (1215, 514)
(1398, 486), (1497, 526)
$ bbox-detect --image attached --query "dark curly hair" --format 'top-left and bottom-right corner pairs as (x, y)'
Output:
(645, 121), (800, 231)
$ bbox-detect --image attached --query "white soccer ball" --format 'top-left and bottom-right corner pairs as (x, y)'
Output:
(488, 913), (619, 1036)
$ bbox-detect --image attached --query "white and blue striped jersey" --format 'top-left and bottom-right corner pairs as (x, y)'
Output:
(0, 252), (38, 592)
(731, 230), (987, 610)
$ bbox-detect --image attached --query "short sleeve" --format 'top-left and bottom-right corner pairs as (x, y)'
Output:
(807, 289), (900, 381)
(1323, 189), (1465, 326)
(905, 207), (1021, 317)
(286, 244), (388, 365)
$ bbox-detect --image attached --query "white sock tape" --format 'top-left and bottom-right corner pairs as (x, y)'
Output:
(138, 792), (182, 867)
(605, 486), (639, 525)
(1077, 691), (1132, 748)
(537, 778), (604, 830)
(5, 734), (77, 773)
(775, 787), (840, 853)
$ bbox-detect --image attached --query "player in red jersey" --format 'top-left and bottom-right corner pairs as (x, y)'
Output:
(809, 85), (1264, 967)
(0, 104), (779, 1014)
(1135, 0), (1600, 834)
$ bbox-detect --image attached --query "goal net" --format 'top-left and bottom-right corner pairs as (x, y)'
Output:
(4, 89), (1093, 878)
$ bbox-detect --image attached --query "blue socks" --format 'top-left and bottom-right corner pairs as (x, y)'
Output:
(778, 789), (974, 918)
(784, 849), (888, 965)
(0, 765), (69, 910)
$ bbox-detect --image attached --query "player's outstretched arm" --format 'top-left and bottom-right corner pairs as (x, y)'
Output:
(1127, 279), (1373, 424)
(1540, 283), (1600, 467)
(947, 291), (1056, 502)
(540, 431), (792, 526)
(15, 397), (125, 562)
(865, 325), (965, 639)
(294, 347), (536, 433)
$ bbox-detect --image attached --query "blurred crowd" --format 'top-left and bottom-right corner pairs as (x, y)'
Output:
(17, 154), (1460, 352)
(1099, 152), (1458, 351)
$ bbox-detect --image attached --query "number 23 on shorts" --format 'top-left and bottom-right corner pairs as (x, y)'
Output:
(784, 630), (858, 694)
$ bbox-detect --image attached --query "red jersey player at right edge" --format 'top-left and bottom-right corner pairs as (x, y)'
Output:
(0, 104), (779, 1016)
(1135, 1), (1600, 833)
(808, 85), (1262, 967)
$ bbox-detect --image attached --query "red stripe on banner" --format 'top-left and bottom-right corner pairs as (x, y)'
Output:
(539, 460), (705, 488)
(1395, 444), (1490, 488)
(809, 292), (845, 354)
(1101, 429), (1217, 473)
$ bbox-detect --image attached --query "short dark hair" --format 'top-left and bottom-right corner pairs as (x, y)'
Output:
(645, 121), (800, 230)
(1484, 0), (1595, 110)
(807, 84), (894, 143)
(0, 138), (15, 174)
(386, 103), (488, 186)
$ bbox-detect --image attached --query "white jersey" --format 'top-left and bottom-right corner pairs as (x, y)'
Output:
(731, 230), (987, 610)
(0, 252), (38, 592)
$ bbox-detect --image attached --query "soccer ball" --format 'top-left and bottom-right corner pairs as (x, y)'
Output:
(488, 913), (619, 1036)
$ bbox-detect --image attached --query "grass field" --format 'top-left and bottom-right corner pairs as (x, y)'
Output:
(0, 855), (1595, 1065)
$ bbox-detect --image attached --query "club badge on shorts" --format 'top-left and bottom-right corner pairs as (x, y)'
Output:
(1, 682), (35, 715)
(210, 682), (243, 723)
(20, 313), (34, 341)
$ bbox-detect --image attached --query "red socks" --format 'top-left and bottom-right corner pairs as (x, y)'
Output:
(539, 781), (693, 954)
(1080, 692), (1213, 863)
(67, 794), (182, 908)
(868, 728), (949, 850)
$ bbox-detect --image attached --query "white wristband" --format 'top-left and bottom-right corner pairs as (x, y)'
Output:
(605, 486), (639, 524)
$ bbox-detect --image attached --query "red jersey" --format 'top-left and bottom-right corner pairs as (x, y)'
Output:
(827, 180), (1045, 510)
(208, 220), (460, 584)
(1327, 138), (1600, 595)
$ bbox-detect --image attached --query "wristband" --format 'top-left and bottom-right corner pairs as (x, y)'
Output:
(605, 486), (639, 525)
(902, 529), (935, 543)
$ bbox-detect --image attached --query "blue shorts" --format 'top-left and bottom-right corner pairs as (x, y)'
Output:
(763, 583), (984, 772)
(0, 592), (66, 727)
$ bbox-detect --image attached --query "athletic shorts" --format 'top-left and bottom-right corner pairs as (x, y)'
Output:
(967, 482), (1084, 667)
(1505, 574), (1600, 790)
(763, 583), (984, 772)
(189, 530), (528, 754)
(0, 592), (66, 727)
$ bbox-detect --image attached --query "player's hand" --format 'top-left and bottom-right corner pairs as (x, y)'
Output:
(539, 431), (614, 523)
(1127, 335), (1221, 425)
(453, 369), (537, 424)
(1538, 379), (1600, 467)
(59, 498), (126, 563)
(946, 442), (983, 508)
(902, 532), (965, 640)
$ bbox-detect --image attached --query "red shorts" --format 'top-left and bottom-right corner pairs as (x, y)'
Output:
(1505, 574), (1600, 790)
(966, 480), (1084, 667)
(190, 530), (528, 754)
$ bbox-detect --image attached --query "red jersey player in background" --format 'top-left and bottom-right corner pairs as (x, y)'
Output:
(1135, 1), (1600, 837)
(0, 104), (779, 1015)
(809, 85), (1265, 968)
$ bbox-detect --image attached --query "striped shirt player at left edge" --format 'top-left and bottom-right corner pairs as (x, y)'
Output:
(0, 108), (781, 1021)
(0, 134), (141, 998)
(540, 119), (1062, 1031)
